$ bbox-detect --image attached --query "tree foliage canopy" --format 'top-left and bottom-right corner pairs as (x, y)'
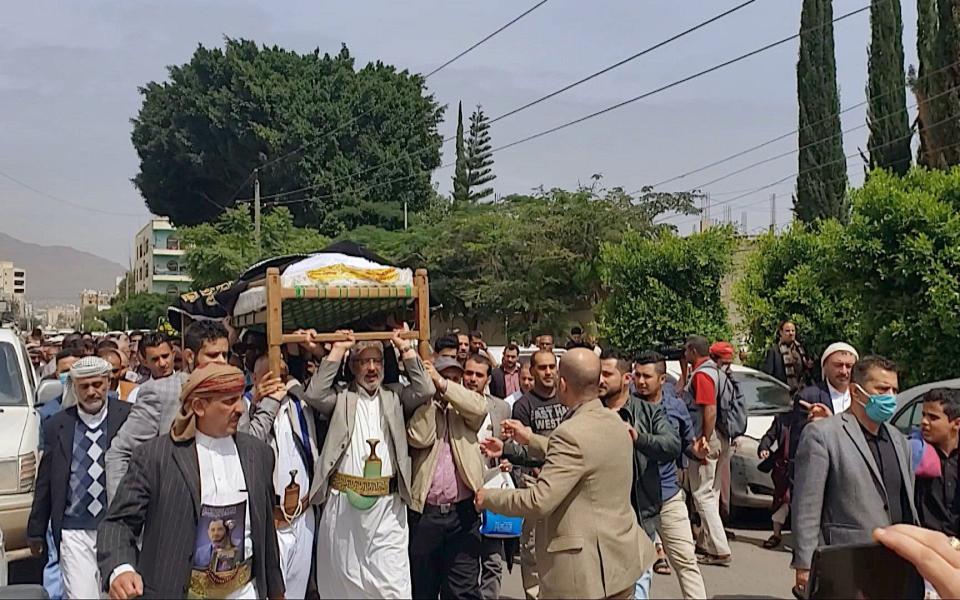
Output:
(735, 223), (858, 366)
(795, 0), (849, 223)
(102, 293), (171, 331)
(132, 38), (444, 234)
(738, 167), (960, 386)
(866, 0), (912, 175)
(345, 185), (700, 339)
(180, 204), (329, 288)
(598, 228), (735, 356)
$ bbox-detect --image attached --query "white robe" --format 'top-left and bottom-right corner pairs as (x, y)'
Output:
(315, 389), (410, 599)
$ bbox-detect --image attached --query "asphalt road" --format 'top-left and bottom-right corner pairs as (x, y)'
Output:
(500, 513), (797, 600)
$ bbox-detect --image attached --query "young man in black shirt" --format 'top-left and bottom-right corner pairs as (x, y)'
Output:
(916, 388), (960, 536)
(509, 349), (563, 599)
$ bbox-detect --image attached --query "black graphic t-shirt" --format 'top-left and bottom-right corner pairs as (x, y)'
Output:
(512, 390), (567, 436)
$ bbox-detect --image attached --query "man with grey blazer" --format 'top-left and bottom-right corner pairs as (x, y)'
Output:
(792, 356), (918, 595)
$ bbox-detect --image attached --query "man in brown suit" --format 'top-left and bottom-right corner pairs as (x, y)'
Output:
(477, 348), (656, 599)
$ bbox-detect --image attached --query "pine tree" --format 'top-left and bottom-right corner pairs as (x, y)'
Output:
(452, 101), (469, 203)
(465, 105), (495, 201)
(795, 0), (849, 224)
(866, 0), (912, 175)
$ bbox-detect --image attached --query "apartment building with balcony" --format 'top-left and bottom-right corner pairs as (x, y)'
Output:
(133, 217), (193, 296)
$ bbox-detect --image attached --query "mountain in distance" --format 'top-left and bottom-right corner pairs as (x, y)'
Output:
(0, 231), (127, 303)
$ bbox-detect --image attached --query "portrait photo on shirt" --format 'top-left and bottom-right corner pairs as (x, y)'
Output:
(193, 501), (247, 573)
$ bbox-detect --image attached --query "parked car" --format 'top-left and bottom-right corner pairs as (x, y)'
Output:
(891, 378), (960, 435)
(0, 329), (38, 562)
(665, 362), (792, 511)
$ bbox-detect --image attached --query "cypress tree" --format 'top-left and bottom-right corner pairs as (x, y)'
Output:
(795, 0), (849, 224)
(452, 101), (469, 203)
(914, 0), (960, 168)
(465, 105), (495, 201)
(866, 0), (912, 175)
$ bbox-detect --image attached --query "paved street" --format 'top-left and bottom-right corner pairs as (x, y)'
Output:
(501, 516), (796, 599)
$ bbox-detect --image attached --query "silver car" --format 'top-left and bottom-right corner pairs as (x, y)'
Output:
(666, 363), (792, 512)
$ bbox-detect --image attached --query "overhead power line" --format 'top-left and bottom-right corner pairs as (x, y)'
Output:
(247, 0), (763, 206)
(649, 56), (960, 191)
(257, 2), (869, 208)
(661, 111), (960, 227)
(229, 0), (551, 202)
(1, 170), (145, 218)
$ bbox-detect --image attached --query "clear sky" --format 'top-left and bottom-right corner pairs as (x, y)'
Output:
(0, 0), (918, 263)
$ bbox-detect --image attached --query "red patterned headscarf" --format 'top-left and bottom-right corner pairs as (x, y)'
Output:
(170, 363), (245, 441)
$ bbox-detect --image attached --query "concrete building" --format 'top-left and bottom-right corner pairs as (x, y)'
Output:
(42, 305), (80, 328)
(0, 261), (26, 298)
(134, 217), (192, 297)
(80, 289), (112, 312)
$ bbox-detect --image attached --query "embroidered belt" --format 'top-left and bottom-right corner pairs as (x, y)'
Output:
(330, 471), (396, 497)
(188, 558), (252, 598)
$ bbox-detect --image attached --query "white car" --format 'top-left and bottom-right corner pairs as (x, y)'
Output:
(0, 328), (38, 562)
(891, 378), (960, 435)
(665, 362), (792, 512)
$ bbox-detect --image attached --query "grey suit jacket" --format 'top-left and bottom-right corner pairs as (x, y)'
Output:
(792, 412), (918, 570)
(301, 356), (434, 507)
(107, 372), (276, 504)
(97, 432), (284, 599)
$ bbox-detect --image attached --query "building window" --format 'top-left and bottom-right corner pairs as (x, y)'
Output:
(166, 284), (179, 297)
(166, 235), (180, 251)
(166, 259), (178, 273)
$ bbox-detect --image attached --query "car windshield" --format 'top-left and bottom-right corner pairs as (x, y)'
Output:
(736, 372), (792, 415)
(0, 342), (27, 406)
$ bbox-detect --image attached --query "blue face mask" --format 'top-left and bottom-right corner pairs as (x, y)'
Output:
(856, 384), (897, 423)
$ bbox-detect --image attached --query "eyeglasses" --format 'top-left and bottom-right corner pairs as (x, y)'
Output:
(351, 357), (383, 367)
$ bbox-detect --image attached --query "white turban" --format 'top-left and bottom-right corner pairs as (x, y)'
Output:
(821, 342), (859, 369)
(69, 356), (112, 379)
(62, 356), (112, 409)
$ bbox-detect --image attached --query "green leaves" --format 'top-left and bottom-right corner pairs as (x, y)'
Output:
(180, 204), (328, 288)
(738, 167), (960, 386)
(132, 39), (444, 232)
(597, 227), (735, 355)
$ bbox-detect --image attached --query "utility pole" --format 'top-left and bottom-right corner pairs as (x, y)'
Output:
(254, 168), (261, 257)
(769, 193), (777, 233)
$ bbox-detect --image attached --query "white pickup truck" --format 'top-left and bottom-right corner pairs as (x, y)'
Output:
(0, 328), (38, 562)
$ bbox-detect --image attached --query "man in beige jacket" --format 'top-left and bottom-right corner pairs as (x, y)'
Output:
(407, 355), (488, 599)
(477, 348), (656, 600)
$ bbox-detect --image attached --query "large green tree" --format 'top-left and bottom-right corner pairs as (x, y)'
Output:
(132, 39), (444, 234)
(795, 0), (849, 223)
(598, 228), (736, 356)
(866, 0), (912, 176)
(180, 204), (329, 288)
(345, 185), (700, 338)
(465, 105), (495, 201)
(102, 293), (171, 330)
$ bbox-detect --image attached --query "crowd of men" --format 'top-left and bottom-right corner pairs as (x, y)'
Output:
(18, 319), (960, 599)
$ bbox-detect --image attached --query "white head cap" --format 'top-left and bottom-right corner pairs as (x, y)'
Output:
(820, 342), (859, 369)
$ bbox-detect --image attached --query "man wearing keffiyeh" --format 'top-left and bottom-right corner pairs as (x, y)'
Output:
(98, 363), (284, 600)
(27, 356), (132, 599)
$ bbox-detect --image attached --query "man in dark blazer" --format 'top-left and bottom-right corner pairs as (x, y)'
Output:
(98, 363), (283, 600)
(27, 356), (131, 599)
(489, 344), (521, 401)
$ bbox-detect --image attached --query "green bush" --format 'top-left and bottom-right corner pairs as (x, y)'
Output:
(598, 227), (735, 356)
(734, 222), (858, 367)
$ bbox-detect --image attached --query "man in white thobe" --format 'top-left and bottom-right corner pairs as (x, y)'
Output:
(302, 330), (435, 599)
(243, 355), (320, 599)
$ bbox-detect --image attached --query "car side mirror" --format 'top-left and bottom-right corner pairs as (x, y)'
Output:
(35, 379), (62, 408)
